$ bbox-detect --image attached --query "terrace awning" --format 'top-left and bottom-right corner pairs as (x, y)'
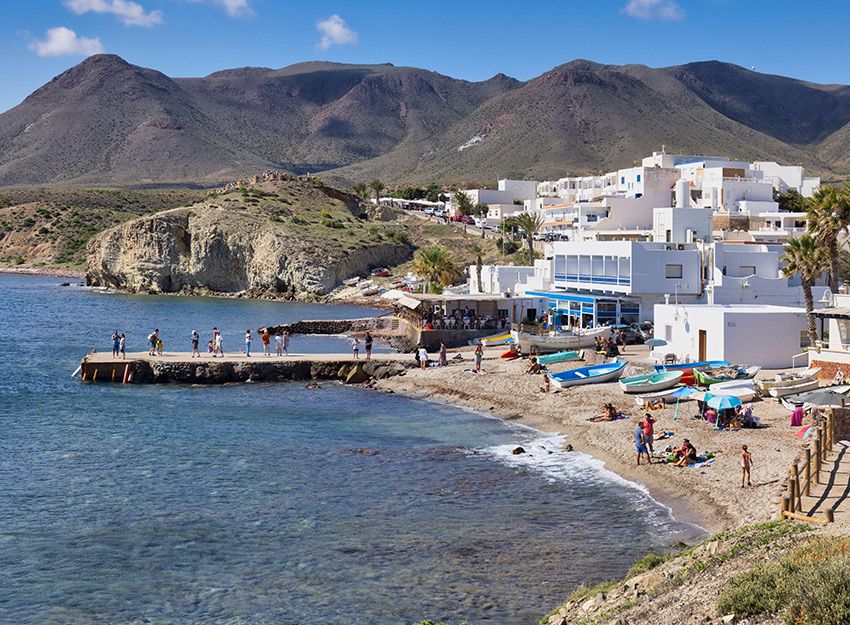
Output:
(813, 307), (850, 320)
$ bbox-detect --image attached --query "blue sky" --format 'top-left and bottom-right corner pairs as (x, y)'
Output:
(2, 0), (850, 113)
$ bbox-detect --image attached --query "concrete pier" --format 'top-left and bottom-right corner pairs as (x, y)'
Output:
(80, 351), (411, 385)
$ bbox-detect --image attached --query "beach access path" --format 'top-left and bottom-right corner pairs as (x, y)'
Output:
(373, 345), (811, 533)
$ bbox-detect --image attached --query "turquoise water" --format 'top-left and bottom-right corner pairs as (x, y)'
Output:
(0, 274), (703, 625)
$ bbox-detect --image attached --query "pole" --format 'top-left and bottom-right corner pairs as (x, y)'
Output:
(792, 464), (803, 512)
(804, 448), (811, 496)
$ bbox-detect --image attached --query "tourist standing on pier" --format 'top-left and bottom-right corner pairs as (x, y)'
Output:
(274, 333), (283, 356)
(245, 330), (252, 357)
(261, 328), (271, 356)
(439, 342), (447, 367)
(191, 330), (200, 358)
(112, 330), (120, 358)
(365, 332), (373, 360)
(352, 337), (360, 359)
(214, 332), (224, 357)
(148, 329), (159, 356)
(283, 331), (290, 355)
(119, 333), (126, 359)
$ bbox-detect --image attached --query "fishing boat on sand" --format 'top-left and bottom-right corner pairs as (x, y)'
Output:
(511, 327), (610, 354)
(618, 371), (683, 394)
(754, 368), (821, 393)
(548, 360), (627, 389)
(693, 365), (761, 386)
(473, 332), (514, 347)
(633, 387), (681, 408)
(537, 350), (584, 365)
(768, 379), (821, 399)
(780, 385), (850, 410)
(707, 379), (758, 402)
(653, 360), (730, 373)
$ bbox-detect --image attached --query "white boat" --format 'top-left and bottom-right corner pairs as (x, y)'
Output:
(769, 379), (820, 399)
(548, 360), (627, 389)
(781, 385), (850, 410)
(708, 379), (757, 402)
(619, 371), (683, 394)
(512, 326), (611, 354)
(755, 368), (821, 393)
(633, 388), (680, 408)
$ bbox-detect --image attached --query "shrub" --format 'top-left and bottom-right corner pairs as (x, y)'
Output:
(322, 219), (345, 229)
(320, 210), (333, 219)
(627, 552), (672, 578)
(497, 238), (519, 254)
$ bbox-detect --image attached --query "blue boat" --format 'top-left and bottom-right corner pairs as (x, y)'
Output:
(653, 360), (729, 373)
(537, 350), (584, 365)
(548, 360), (627, 389)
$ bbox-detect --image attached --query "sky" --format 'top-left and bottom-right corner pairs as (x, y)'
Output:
(3, 0), (850, 113)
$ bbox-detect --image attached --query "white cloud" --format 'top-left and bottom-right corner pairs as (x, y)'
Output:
(64, 0), (163, 26)
(189, 0), (254, 17)
(29, 26), (104, 57)
(622, 0), (684, 21)
(316, 14), (357, 49)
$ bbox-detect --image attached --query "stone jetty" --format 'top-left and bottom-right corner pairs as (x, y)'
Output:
(79, 351), (410, 385)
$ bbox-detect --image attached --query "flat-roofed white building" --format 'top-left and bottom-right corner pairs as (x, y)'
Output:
(653, 303), (810, 368)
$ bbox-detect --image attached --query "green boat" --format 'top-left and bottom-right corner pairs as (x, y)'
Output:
(537, 350), (584, 365)
(618, 370), (683, 394)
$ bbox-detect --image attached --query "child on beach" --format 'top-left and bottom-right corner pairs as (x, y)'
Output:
(156, 337), (164, 356)
(741, 445), (753, 487)
(474, 344), (484, 373)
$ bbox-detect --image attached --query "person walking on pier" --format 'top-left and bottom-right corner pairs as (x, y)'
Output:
(352, 337), (360, 359)
(148, 329), (159, 356)
(245, 330), (252, 357)
(274, 333), (283, 357)
(112, 330), (120, 358)
(261, 328), (271, 356)
(365, 332), (373, 360)
(119, 333), (126, 359)
(283, 331), (290, 356)
(191, 330), (200, 358)
(214, 332), (224, 358)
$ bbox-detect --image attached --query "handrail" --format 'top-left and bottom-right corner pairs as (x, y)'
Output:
(780, 409), (837, 524)
(791, 351), (809, 369)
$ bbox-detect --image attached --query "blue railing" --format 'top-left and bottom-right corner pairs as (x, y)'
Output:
(555, 273), (631, 286)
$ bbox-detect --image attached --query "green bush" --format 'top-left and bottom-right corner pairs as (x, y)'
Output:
(322, 219), (345, 229)
(717, 537), (850, 624)
(497, 238), (519, 254)
(627, 552), (673, 578)
(320, 210), (333, 219)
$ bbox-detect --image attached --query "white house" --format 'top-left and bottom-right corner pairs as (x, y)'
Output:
(751, 161), (820, 197)
(653, 303), (810, 368)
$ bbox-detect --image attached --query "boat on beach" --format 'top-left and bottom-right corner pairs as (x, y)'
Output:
(476, 332), (513, 347)
(693, 365), (761, 386)
(618, 370), (683, 394)
(653, 360), (729, 373)
(633, 387), (681, 408)
(754, 368), (821, 393)
(511, 326), (611, 353)
(768, 379), (821, 399)
(707, 379), (757, 402)
(780, 384), (850, 410)
(548, 360), (627, 389)
(537, 349), (584, 365)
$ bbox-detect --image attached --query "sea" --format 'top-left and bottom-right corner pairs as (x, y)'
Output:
(0, 273), (704, 625)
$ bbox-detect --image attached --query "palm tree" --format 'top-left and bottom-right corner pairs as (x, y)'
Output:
(452, 190), (474, 217)
(368, 179), (385, 205)
(412, 245), (461, 293)
(512, 212), (545, 261)
(352, 182), (369, 199)
(781, 234), (828, 347)
(806, 185), (850, 292)
(469, 242), (484, 293)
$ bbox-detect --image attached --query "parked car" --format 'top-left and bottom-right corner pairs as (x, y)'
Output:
(630, 322), (654, 341)
(609, 324), (643, 345)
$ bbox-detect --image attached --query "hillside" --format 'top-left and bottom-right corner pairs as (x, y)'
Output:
(2, 55), (850, 186)
(84, 173), (511, 298)
(0, 187), (206, 269)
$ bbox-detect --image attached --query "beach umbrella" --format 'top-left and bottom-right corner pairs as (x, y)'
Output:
(799, 389), (848, 408)
(670, 385), (697, 421)
(645, 338), (667, 348)
(707, 394), (742, 411)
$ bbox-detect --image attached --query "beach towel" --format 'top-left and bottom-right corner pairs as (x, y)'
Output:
(689, 458), (715, 469)
(796, 424), (813, 439)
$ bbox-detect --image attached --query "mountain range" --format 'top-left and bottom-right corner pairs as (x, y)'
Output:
(2, 54), (850, 187)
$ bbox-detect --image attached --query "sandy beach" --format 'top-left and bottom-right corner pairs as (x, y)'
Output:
(374, 345), (803, 533)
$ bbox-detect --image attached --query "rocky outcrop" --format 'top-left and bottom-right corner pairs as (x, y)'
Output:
(85, 178), (412, 298)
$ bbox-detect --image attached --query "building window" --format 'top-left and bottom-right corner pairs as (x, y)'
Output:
(740, 265), (755, 276)
(637, 174), (641, 182)
(665, 325), (672, 341)
(665, 264), (683, 279)
(620, 176), (625, 184)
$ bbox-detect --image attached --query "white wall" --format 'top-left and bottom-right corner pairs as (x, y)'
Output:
(499, 179), (538, 199)
(654, 304), (808, 368)
(470, 264), (537, 295)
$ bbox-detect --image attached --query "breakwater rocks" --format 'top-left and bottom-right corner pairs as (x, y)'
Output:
(125, 359), (408, 385)
(264, 316), (397, 335)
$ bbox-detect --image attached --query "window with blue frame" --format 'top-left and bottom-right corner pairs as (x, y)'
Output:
(636, 174), (641, 182)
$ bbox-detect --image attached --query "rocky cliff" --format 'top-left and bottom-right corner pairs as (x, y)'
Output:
(85, 174), (412, 298)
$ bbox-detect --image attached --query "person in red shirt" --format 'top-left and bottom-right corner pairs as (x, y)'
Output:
(641, 413), (656, 455)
